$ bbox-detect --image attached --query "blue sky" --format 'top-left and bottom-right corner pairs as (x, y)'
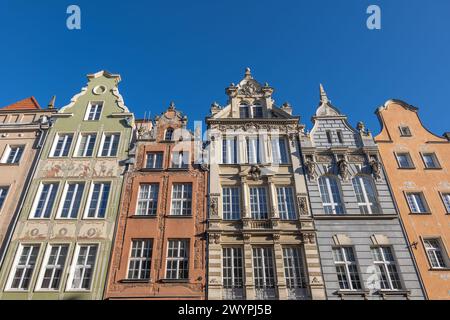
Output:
(0, 0), (449, 135)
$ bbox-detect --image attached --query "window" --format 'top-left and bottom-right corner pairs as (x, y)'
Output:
(239, 104), (249, 118)
(31, 182), (59, 218)
(85, 101), (103, 121)
(336, 130), (344, 144)
(406, 192), (429, 214)
(371, 246), (402, 290)
(442, 193), (450, 213)
(333, 247), (362, 290)
(75, 133), (97, 157)
(352, 176), (381, 214)
(2, 145), (24, 164)
(222, 247), (244, 299)
(396, 153), (414, 168)
(165, 128), (174, 141)
(37, 244), (69, 290)
(136, 184), (159, 216)
(170, 183), (192, 216)
(399, 126), (412, 137)
(0, 186), (9, 211)
(271, 138), (288, 164)
(277, 187), (296, 220)
(100, 133), (120, 157)
(283, 247), (308, 299)
(424, 239), (447, 269)
(50, 134), (73, 157)
(222, 137), (237, 164)
(171, 151), (189, 168)
(326, 130), (332, 143)
(165, 240), (189, 280)
(318, 176), (345, 214)
(85, 182), (111, 218)
(57, 182), (85, 219)
(252, 104), (263, 118)
(128, 240), (153, 280)
(68, 244), (98, 290)
(253, 247), (276, 300)
(146, 152), (163, 169)
(249, 187), (268, 219)
(246, 137), (261, 164)
(7, 244), (40, 290)
(222, 187), (240, 220)
(422, 153), (440, 169)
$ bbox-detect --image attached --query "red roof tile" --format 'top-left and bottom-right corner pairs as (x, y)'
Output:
(0, 97), (41, 110)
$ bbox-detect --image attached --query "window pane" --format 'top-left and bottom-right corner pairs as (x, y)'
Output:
(136, 184), (159, 216)
(277, 187), (296, 220)
(60, 183), (85, 218)
(33, 183), (59, 218)
(0, 187), (9, 210)
(171, 184), (192, 216)
(40, 245), (68, 290)
(146, 152), (163, 168)
(71, 245), (98, 290)
(250, 187), (268, 219)
(128, 240), (153, 279)
(165, 240), (189, 279)
(222, 187), (240, 220)
(222, 247), (244, 299)
(87, 183), (111, 218)
(10, 245), (40, 290)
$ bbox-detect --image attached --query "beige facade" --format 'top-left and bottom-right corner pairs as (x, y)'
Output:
(206, 69), (325, 300)
(0, 97), (54, 264)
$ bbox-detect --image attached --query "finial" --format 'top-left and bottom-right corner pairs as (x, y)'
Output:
(244, 67), (252, 79)
(319, 84), (329, 103)
(169, 101), (175, 110)
(47, 95), (56, 109)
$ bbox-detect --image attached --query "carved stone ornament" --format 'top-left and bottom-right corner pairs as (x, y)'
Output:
(200, 163), (209, 172)
(316, 155), (333, 163)
(337, 159), (349, 181)
(305, 160), (317, 181)
(297, 195), (309, 215)
(302, 232), (316, 244)
(249, 165), (262, 181)
(209, 233), (221, 244)
(272, 233), (280, 241)
(209, 194), (220, 217)
(370, 158), (382, 180)
(238, 81), (262, 96)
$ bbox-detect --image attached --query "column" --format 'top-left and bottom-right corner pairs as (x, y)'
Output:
(243, 236), (255, 299)
(273, 237), (287, 299)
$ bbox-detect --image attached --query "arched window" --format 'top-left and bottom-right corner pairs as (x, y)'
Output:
(239, 104), (249, 118)
(352, 176), (380, 214)
(165, 128), (174, 141)
(318, 176), (345, 214)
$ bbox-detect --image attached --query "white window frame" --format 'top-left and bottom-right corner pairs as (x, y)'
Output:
(170, 183), (192, 216)
(146, 152), (163, 169)
(222, 137), (237, 164)
(441, 192), (450, 214)
(6, 244), (40, 291)
(35, 244), (69, 291)
(165, 128), (174, 141)
(49, 133), (74, 157)
(249, 187), (268, 220)
(1, 145), (25, 164)
(318, 176), (345, 215)
(421, 153), (440, 169)
(271, 137), (289, 164)
(395, 152), (414, 168)
(165, 239), (189, 280)
(423, 238), (448, 269)
(246, 136), (262, 164)
(276, 186), (296, 220)
(56, 182), (85, 219)
(29, 182), (59, 219)
(83, 181), (111, 219)
(406, 192), (429, 214)
(371, 246), (402, 290)
(0, 186), (9, 212)
(352, 176), (380, 214)
(84, 101), (104, 121)
(171, 151), (189, 169)
(66, 243), (98, 291)
(74, 133), (97, 157)
(127, 239), (153, 280)
(222, 187), (241, 220)
(135, 184), (159, 216)
(98, 132), (120, 157)
(252, 247), (277, 300)
(222, 247), (244, 300)
(332, 246), (362, 291)
(282, 247), (308, 299)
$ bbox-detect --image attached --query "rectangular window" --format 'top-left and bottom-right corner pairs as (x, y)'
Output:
(75, 133), (97, 157)
(253, 247), (276, 300)
(246, 137), (261, 164)
(283, 247), (308, 299)
(170, 183), (192, 216)
(333, 247), (362, 290)
(239, 105), (249, 118)
(326, 130), (333, 143)
(165, 240), (189, 280)
(406, 192), (429, 213)
(2, 145), (24, 164)
(399, 126), (412, 137)
(424, 239), (447, 269)
(146, 152), (163, 169)
(0, 186), (9, 211)
(57, 182), (85, 219)
(37, 244), (69, 290)
(336, 130), (344, 144)
(249, 187), (268, 219)
(396, 153), (414, 168)
(85, 101), (103, 121)
(271, 138), (289, 164)
(252, 105), (263, 118)
(128, 240), (153, 280)
(100, 133), (120, 157)
(277, 187), (296, 220)
(352, 176), (381, 214)
(50, 134), (73, 157)
(371, 246), (402, 290)
(222, 187), (240, 220)
(7, 244), (40, 290)
(68, 244), (98, 290)
(85, 182), (111, 218)
(31, 182), (59, 218)
(136, 184), (159, 216)
(222, 247), (244, 299)
(222, 137), (237, 164)
(442, 193), (450, 213)
(171, 151), (189, 168)
(422, 153), (440, 169)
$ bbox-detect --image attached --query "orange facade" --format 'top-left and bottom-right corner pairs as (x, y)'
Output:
(375, 100), (450, 299)
(104, 104), (207, 299)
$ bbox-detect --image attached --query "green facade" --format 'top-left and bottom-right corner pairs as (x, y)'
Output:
(0, 71), (134, 299)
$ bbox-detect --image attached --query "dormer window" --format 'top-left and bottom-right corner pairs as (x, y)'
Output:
(326, 130), (333, 144)
(85, 101), (103, 121)
(165, 128), (174, 141)
(239, 104), (250, 118)
(252, 104), (263, 118)
(399, 126), (412, 137)
(336, 130), (344, 144)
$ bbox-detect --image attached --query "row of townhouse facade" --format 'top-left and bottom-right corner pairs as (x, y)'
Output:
(0, 69), (447, 300)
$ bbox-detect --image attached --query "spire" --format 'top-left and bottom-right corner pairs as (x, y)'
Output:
(244, 67), (253, 80)
(168, 101), (176, 110)
(47, 95), (56, 109)
(319, 84), (329, 103)
(315, 84), (341, 117)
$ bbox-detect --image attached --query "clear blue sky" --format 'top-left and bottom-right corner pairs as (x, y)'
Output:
(1, 0), (449, 135)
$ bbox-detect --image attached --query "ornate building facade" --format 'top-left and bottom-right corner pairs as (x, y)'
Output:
(0, 71), (134, 299)
(0, 98), (55, 265)
(375, 100), (450, 299)
(104, 103), (207, 299)
(300, 86), (424, 300)
(206, 69), (326, 300)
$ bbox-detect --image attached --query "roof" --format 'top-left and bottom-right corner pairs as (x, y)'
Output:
(0, 97), (41, 111)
